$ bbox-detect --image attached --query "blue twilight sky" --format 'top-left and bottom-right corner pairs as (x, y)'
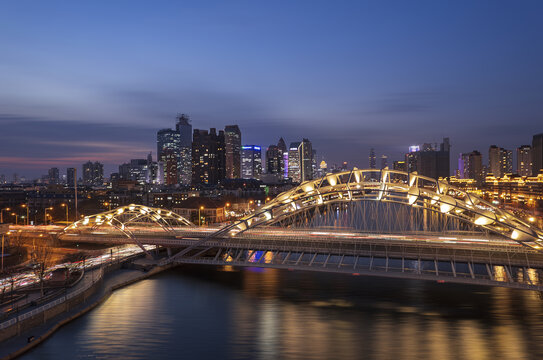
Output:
(1, 0), (542, 178)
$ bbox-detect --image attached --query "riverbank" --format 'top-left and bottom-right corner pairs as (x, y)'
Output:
(0, 263), (175, 360)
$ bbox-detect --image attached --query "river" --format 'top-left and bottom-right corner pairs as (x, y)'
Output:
(21, 265), (543, 360)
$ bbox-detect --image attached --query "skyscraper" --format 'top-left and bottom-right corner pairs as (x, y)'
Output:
(299, 138), (313, 182)
(488, 145), (512, 178)
(66, 168), (76, 187)
(129, 158), (149, 184)
(176, 114), (192, 186)
(157, 129), (180, 186)
(517, 145), (533, 176)
(533, 133), (543, 176)
(118, 163), (131, 180)
(277, 138), (288, 179)
(48, 168), (59, 185)
(393, 161), (406, 172)
(369, 148), (376, 169)
(82, 161), (103, 186)
(288, 142), (301, 182)
(459, 151), (483, 184)
(241, 145), (262, 179)
(405, 138), (450, 179)
(380, 155), (388, 170)
(488, 145), (500, 177)
(224, 125), (242, 179)
(266, 145), (283, 176)
(311, 149), (318, 179)
(192, 128), (225, 185)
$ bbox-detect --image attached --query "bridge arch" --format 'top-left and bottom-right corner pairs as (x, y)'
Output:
(226, 169), (543, 248)
(62, 204), (195, 254)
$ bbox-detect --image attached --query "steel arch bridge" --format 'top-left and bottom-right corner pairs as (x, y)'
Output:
(153, 169), (543, 292)
(172, 169), (543, 261)
(56, 170), (543, 292)
(63, 204), (194, 254)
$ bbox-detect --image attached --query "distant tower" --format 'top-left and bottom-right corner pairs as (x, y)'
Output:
(277, 138), (288, 179)
(192, 128), (225, 185)
(266, 145), (283, 176)
(369, 148), (376, 169)
(224, 125), (242, 179)
(517, 145), (532, 176)
(67, 168), (76, 187)
(459, 151), (484, 185)
(157, 129), (180, 185)
(48, 168), (60, 185)
(299, 139), (313, 182)
(288, 142), (301, 182)
(489, 145), (512, 178)
(176, 114), (192, 186)
(82, 161), (103, 186)
(380, 155), (388, 170)
(241, 145), (262, 179)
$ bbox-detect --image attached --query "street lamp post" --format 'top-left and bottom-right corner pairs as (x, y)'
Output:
(199, 206), (204, 226)
(11, 213), (18, 225)
(21, 204), (29, 225)
(61, 203), (69, 223)
(1, 208), (10, 224)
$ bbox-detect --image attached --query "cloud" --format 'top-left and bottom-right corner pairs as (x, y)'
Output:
(0, 115), (156, 176)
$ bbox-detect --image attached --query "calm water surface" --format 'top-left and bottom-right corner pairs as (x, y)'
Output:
(21, 265), (543, 360)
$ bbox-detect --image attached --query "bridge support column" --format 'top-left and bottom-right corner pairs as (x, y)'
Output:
(167, 248), (172, 257)
(468, 262), (475, 279)
(486, 264), (494, 280)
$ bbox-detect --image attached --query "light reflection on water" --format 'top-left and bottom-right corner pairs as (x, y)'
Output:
(22, 265), (543, 360)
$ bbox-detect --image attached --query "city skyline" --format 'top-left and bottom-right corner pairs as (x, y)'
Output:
(1, 1), (543, 176)
(1, 111), (542, 180)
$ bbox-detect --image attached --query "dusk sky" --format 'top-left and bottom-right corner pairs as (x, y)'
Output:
(1, 1), (542, 178)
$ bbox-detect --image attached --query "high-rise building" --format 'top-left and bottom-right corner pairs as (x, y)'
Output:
(48, 168), (59, 185)
(277, 138), (288, 179)
(393, 160), (406, 172)
(241, 145), (262, 179)
(176, 114), (192, 186)
(459, 151), (484, 184)
(225, 125), (241, 179)
(488, 145), (500, 177)
(533, 133), (543, 176)
(404, 138), (450, 179)
(129, 158), (149, 185)
(66, 168), (76, 187)
(517, 145), (533, 176)
(288, 142), (301, 182)
(299, 138), (313, 182)
(157, 128), (180, 186)
(118, 163), (131, 180)
(266, 145), (283, 176)
(489, 145), (512, 178)
(192, 128), (225, 185)
(82, 161), (103, 186)
(380, 155), (388, 170)
(369, 148), (376, 169)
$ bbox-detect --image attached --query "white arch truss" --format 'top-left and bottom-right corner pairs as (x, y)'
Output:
(226, 169), (543, 249)
(63, 204), (195, 254)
